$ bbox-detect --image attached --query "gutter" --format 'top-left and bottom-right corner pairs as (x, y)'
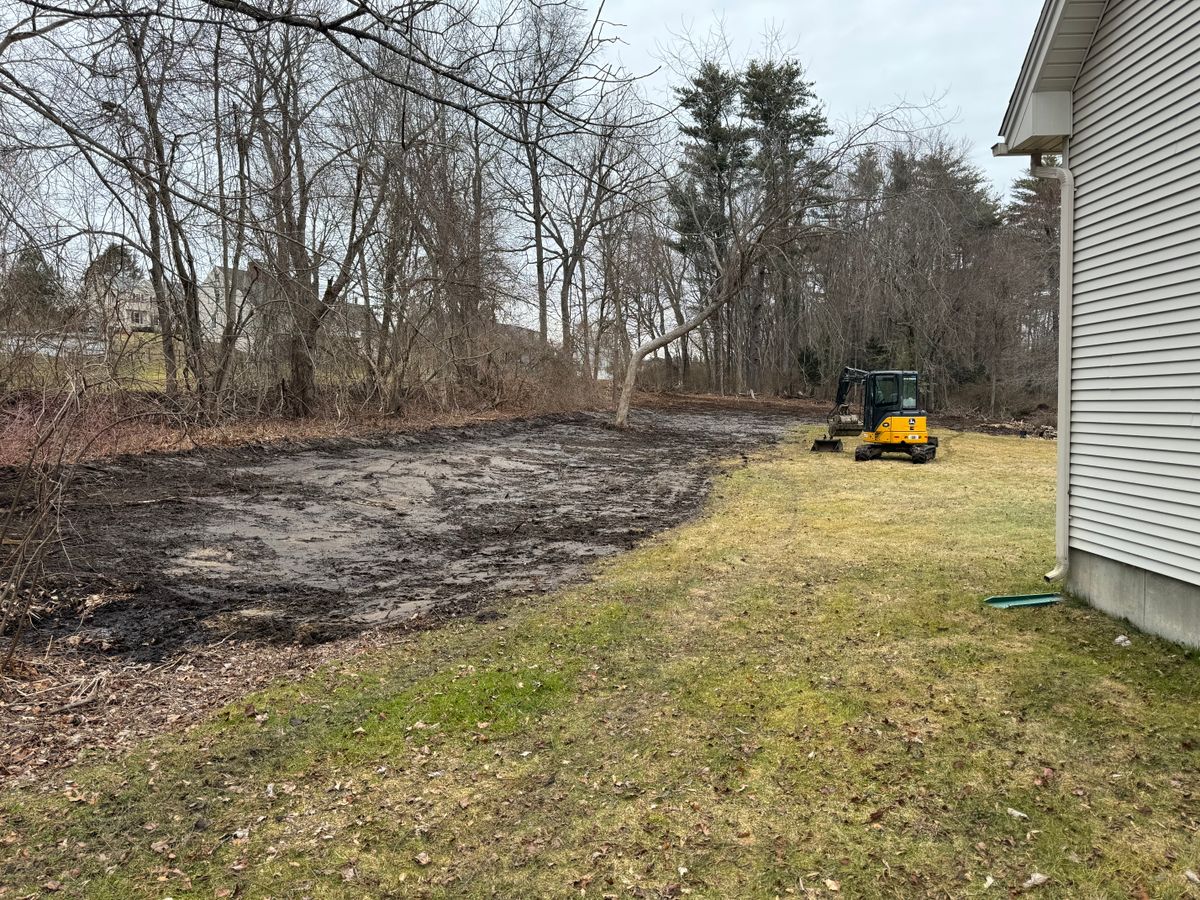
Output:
(1030, 154), (1075, 583)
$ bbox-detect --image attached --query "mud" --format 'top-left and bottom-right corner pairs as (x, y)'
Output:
(46, 406), (805, 662)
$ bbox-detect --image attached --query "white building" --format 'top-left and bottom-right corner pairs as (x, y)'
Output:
(197, 264), (374, 347)
(87, 275), (159, 333)
(198, 264), (269, 348)
(995, 0), (1200, 646)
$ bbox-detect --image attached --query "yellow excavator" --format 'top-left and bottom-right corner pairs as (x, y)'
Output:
(812, 367), (938, 464)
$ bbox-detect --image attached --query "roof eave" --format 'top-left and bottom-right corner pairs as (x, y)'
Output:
(997, 0), (1108, 155)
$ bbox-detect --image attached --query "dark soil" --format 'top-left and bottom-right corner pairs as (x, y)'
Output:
(41, 406), (805, 663)
(0, 404), (811, 781)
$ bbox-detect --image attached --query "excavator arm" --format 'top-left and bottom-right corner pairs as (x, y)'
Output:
(828, 367), (868, 436)
(831, 367), (868, 407)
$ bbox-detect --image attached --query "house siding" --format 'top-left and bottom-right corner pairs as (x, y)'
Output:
(1069, 0), (1200, 588)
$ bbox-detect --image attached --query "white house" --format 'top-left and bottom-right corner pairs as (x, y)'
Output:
(995, 0), (1200, 646)
(86, 274), (159, 333)
(198, 264), (269, 348)
(198, 264), (375, 349)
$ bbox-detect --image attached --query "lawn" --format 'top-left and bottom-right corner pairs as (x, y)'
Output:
(3, 428), (1199, 898)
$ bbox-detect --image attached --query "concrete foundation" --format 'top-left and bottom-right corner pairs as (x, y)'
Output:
(1069, 549), (1200, 648)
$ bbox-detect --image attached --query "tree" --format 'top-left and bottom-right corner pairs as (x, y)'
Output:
(617, 55), (845, 426)
(82, 243), (141, 298)
(2, 244), (62, 326)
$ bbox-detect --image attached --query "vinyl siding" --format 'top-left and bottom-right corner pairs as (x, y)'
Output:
(1070, 0), (1200, 586)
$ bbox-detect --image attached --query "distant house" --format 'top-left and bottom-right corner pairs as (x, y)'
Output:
(325, 296), (374, 342)
(198, 264), (269, 348)
(87, 275), (159, 333)
(994, 0), (1200, 646)
(198, 264), (375, 348)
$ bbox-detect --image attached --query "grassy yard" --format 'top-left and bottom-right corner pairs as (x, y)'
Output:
(3, 428), (1200, 898)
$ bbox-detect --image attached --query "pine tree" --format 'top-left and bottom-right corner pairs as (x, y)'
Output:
(670, 61), (752, 276)
(2, 244), (63, 326)
(82, 243), (142, 300)
(740, 59), (829, 188)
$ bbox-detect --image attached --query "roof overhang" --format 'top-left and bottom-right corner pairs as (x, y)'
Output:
(993, 0), (1108, 156)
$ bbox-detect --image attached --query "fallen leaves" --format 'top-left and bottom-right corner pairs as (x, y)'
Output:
(1023, 873), (1050, 889)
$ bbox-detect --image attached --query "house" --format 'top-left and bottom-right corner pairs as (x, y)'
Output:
(198, 264), (270, 348)
(994, 0), (1200, 646)
(86, 274), (159, 333)
(198, 264), (376, 349)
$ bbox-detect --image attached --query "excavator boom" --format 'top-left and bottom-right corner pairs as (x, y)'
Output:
(827, 367), (868, 436)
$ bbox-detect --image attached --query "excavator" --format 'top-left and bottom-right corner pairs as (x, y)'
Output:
(811, 367), (938, 464)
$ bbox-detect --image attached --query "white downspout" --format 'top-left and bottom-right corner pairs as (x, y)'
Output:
(1032, 156), (1075, 583)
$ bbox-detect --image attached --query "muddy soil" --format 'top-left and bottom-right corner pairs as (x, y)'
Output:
(45, 406), (804, 663)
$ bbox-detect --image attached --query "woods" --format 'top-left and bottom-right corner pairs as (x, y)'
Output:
(0, 1), (1059, 428)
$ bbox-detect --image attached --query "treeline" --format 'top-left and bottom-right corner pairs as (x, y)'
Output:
(649, 60), (1061, 415)
(0, 1), (1059, 422)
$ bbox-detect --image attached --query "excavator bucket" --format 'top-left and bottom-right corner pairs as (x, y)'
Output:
(810, 435), (844, 453)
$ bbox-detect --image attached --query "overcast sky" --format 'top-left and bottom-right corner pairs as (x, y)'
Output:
(602, 0), (1046, 198)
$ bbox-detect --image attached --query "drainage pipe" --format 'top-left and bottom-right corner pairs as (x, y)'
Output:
(1031, 157), (1075, 583)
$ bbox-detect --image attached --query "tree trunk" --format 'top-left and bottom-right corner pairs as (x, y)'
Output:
(286, 303), (321, 416)
(143, 190), (178, 397)
(615, 292), (726, 428)
(528, 149), (549, 344)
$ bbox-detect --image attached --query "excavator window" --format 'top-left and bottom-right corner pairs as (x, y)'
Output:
(901, 374), (919, 410)
(873, 375), (899, 407)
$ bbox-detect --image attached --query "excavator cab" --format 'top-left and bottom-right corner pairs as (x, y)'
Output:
(812, 367), (938, 463)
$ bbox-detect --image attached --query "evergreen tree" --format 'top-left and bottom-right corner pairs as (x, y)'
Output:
(740, 59), (829, 188)
(670, 61), (752, 277)
(82, 242), (142, 300)
(1, 244), (63, 325)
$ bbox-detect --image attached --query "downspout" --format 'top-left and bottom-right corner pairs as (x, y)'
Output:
(1031, 153), (1075, 583)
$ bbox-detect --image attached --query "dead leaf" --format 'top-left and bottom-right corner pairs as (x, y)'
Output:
(1023, 873), (1049, 889)
(1186, 870), (1200, 886)
(1007, 807), (1029, 820)
(824, 878), (841, 891)
(415, 851), (431, 866)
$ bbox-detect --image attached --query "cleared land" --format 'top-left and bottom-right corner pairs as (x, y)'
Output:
(4, 422), (1200, 898)
(2, 403), (800, 778)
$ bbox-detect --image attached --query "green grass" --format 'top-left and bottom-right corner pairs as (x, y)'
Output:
(0, 332), (168, 391)
(4, 428), (1200, 898)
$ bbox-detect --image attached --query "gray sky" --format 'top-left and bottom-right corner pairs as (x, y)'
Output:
(602, 0), (1045, 197)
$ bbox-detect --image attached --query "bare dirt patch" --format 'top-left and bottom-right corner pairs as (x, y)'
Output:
(2, 404), (808, 780)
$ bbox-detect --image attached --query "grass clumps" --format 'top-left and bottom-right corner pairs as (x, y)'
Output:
(4, 428), (1200, 898)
